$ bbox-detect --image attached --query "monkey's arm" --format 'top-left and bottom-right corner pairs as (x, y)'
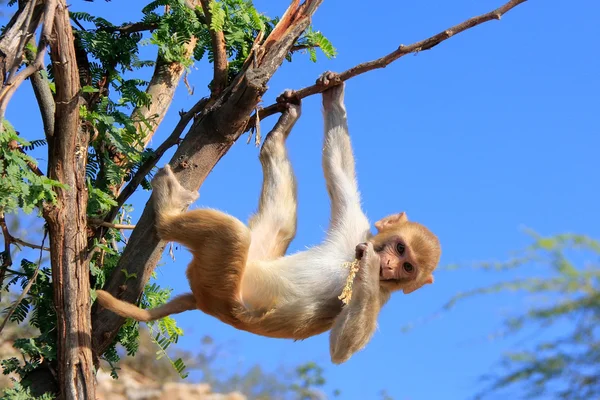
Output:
(318, 72), (363, 225)
(329, 243), (386, 364)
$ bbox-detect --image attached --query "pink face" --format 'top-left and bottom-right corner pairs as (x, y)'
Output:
(375, 236), (434, 294)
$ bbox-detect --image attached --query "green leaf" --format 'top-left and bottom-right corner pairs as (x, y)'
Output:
(209, 1), (226, 32)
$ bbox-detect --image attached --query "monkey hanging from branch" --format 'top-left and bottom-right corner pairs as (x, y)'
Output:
(97, 71), (441, 364)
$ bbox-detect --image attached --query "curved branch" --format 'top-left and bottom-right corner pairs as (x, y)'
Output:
(245, 0), (528, 132)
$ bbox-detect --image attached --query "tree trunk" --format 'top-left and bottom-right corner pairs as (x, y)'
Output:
(44, 1), (95, 398)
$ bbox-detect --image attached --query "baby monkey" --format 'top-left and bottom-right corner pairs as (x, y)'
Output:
(97, 72), (441, 364)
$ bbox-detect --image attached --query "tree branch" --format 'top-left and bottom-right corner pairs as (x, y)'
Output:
(245, 0), (528, 132)
(110, 98), (208, 215)
(25, 38), (55, 139)
(88, 219), (135, 230)
(0, 212), (50, 254)
(200, 0), (228, 97)
(0, 0), (55, 120)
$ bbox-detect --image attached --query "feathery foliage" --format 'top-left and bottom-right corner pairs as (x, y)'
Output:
(442, 232), (600, 400)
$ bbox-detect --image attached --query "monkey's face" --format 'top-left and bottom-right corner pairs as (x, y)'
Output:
(371, 213), (441, 295)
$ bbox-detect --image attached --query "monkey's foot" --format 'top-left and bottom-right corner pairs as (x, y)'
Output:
(316, 71), (345, 110)
(276, 89), (301, 108)
(261, 91), (302, 153)
(151, 164), (199, 215)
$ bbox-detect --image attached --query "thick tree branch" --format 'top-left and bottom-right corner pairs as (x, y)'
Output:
(0, 0), (43, 79)
(246, 0), (528, 132)
(200, 0), (228, 97)
(92, 0), (324, 356)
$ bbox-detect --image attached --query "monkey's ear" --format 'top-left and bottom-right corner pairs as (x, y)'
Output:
(402, 274), (434, 295)
(374, 212), (408, 232)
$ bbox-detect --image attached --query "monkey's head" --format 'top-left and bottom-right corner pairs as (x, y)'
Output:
(369, 212), (441, 295)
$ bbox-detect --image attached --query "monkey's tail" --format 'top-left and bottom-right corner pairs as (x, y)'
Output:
(96, 290), (197, 322)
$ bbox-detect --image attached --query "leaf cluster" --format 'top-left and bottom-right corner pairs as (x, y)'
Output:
(0, 123), (65, 215)
(442, 232), (600, 399)
(1, 259), (56, 383)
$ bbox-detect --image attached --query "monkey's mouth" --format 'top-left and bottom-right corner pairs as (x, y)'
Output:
(379, 265), (396, 282)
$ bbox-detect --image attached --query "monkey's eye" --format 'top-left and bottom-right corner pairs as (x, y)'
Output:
(396, 243), (405, 256)
(403, 262), (414, 273)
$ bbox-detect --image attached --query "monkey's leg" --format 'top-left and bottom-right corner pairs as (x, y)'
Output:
(247, 98), (301, 261)
(317, 72), (369, 232)
(151, 166), (251, 322)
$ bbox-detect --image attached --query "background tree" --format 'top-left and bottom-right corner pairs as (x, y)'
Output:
(0, 0), (528, 398)
(435, 233), (600, 400)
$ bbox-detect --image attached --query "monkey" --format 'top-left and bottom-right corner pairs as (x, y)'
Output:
(96, 71), (441, 364)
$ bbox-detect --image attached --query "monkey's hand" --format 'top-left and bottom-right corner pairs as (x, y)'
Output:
(317, 71), (345, 112)
(329, 242), (382, 364)
(354, 242), (382, 296)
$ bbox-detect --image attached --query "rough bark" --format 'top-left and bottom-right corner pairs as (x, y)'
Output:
(0, 0), (43, 81)
(92, 0), (324, 355)
(44, 1), (95, 398)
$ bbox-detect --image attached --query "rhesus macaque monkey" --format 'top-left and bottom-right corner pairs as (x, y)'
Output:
(97, 72), (441, 364)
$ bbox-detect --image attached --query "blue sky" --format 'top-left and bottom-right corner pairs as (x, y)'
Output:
(4, 0), (600, 399)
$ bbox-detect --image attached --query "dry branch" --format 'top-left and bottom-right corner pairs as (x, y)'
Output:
(246, 0), (528, 132)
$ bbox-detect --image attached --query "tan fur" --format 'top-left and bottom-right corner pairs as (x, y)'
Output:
(95, 74), (441, 362)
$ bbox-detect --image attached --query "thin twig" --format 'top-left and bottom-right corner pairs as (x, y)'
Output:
(290, 43), (320, 52)
(200, 0), (228, 97)
(0, 229), (47, 335)
(10, 237), (50, 251)
(0, 212), (50, 265)
(88, 218), (135, 230)
(245, 0), (528, 133)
